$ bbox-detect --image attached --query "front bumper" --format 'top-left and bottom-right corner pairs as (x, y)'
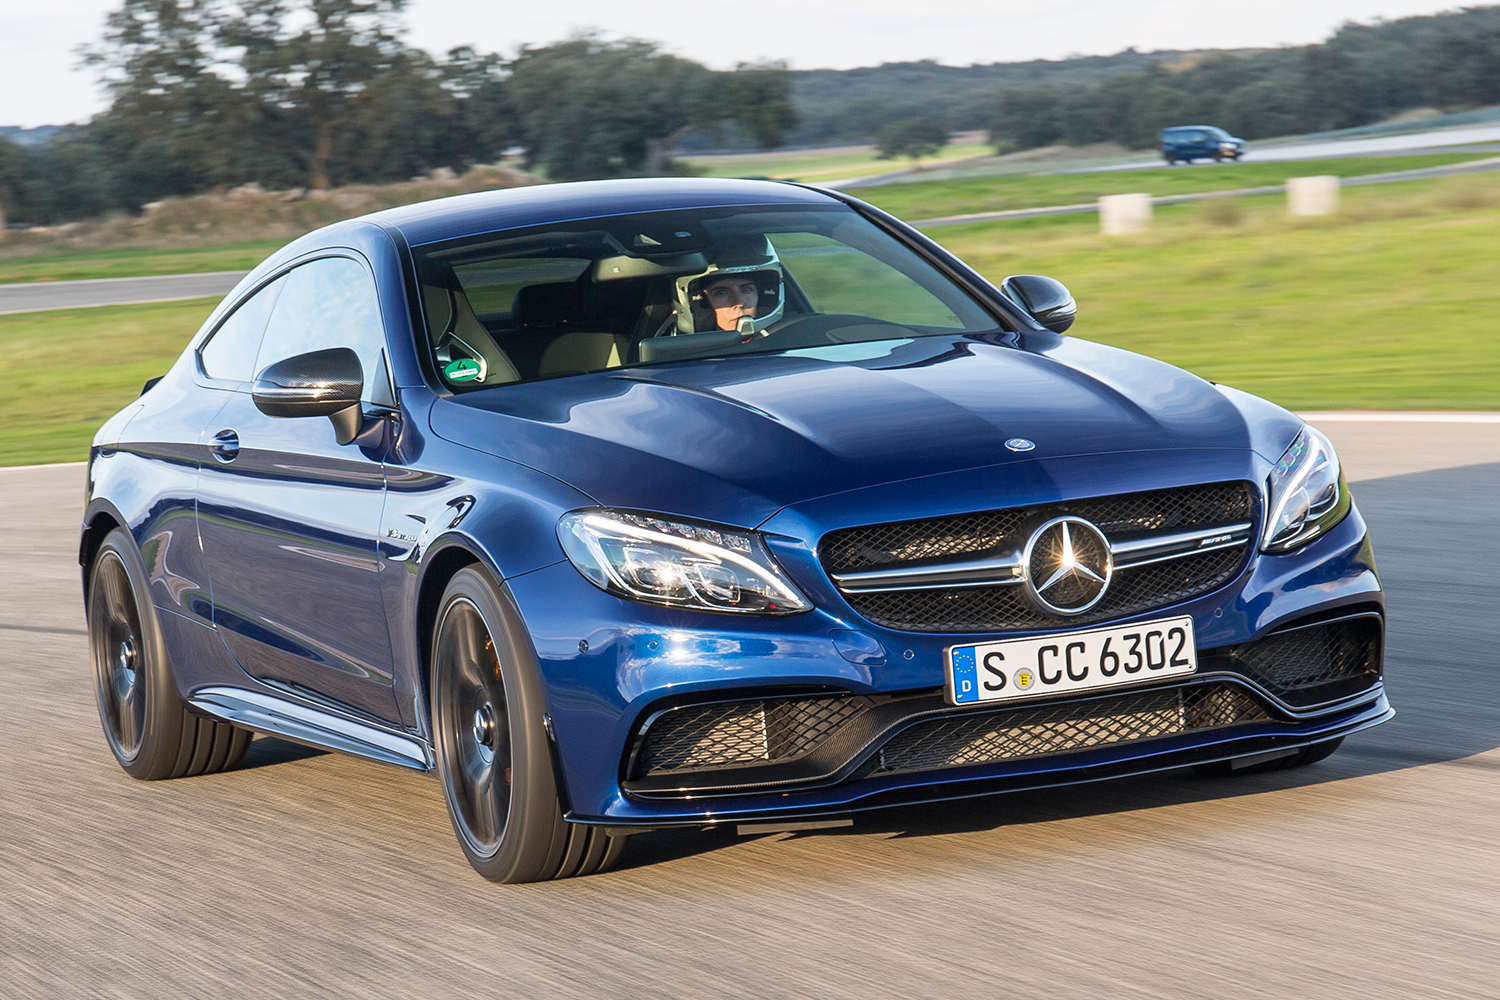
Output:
(506, 502), (1384, 827)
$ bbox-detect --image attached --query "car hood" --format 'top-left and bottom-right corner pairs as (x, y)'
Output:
(429, 334), (1297, 527)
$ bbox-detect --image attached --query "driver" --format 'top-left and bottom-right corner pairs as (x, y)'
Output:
(673, 235), (786, 335)
(701, 274), (761, 332)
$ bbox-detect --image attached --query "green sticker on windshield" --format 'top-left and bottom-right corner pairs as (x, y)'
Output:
(444, 358), (483, 382)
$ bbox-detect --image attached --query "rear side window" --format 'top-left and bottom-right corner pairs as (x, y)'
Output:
(198, 275), (285, 382)
(255, 256), (388, 402)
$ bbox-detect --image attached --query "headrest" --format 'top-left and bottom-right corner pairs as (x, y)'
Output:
(513, 282), (583, 327)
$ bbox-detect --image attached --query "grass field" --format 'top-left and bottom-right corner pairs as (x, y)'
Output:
(0, 242), (282, 285)
(932, 174), (1500, 410)
(855, 152), (1497, 220)
(2, 172), (1497, 466)
(682, 140), (992, 182)
(0, 299), (213, 466)
(1, 152), (1490, 286)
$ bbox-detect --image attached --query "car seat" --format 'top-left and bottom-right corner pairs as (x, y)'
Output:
(513, 282), (632, 377)
(423, 273), (521, 386)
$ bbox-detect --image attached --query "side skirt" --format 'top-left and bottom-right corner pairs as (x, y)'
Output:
(188, 686), (433, 771)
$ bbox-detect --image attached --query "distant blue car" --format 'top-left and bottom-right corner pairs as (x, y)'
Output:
(83, 178), (1388, 882)
(1160, 125), (1247, 163)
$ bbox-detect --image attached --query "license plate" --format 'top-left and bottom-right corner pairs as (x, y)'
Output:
(946, 616), (1196, 706)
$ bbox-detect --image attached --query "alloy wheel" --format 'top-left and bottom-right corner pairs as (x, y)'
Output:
(434, 598), (514, 858)
(90, 551), (146, 762)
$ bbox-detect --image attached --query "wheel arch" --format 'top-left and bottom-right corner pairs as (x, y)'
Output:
(79, 500), (128, 604)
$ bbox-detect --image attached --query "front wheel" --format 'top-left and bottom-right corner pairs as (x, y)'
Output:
(88, 528), (251, 779)
(431, 567), (625, 882)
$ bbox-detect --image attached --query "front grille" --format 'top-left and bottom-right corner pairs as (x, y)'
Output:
(847, 545), (1245, 633)
(821, 482), (1254, 633)
(633, 695), (866, 777)
(821, 482), (1252, 575)
(1211, 614), (1382, 707)
(871, 683), (1270, 775)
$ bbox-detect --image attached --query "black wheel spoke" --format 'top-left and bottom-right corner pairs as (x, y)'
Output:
(90, 552), (146, 761)
(436, 598), (512, 859)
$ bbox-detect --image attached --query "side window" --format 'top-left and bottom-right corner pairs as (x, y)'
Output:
(255, 256), (387, 402)
(770, 232), (965, 329)
(198, 275), (286, 382)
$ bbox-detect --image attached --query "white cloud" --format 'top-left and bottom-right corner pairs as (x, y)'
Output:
(0, 0), (1474, 127)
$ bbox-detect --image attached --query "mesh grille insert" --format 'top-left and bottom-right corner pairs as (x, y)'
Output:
(821, 482), (1254, 633)
(872, 683), (1269, 775)
(1215, 615), (1382, 707)
(635, 695), (866, 777)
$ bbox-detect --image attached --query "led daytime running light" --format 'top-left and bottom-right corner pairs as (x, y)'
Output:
(559, 510), (811, 615)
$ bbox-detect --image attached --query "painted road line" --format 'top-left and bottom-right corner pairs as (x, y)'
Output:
(1300, 411), (1500, 423)
(0, 271), (247, 315)
(0, 461), (88, 472)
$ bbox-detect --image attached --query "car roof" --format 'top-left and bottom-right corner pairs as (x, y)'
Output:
(365, 177), (844, 248)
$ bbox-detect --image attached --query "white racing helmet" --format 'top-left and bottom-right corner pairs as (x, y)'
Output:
(674, 235), (785, 335)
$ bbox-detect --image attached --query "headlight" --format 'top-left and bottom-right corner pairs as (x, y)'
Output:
(558, 510), (811, 615)
(1261, 425), (1351, 553)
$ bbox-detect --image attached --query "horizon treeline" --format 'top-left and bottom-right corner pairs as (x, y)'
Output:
(0, 0), (797, 225)
(4, 2), (1500, 226)
(988, 6), (1500, 151)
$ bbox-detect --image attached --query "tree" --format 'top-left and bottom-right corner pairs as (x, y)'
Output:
(505, 37), (796, 180)
(1418, 28), (1500, 109)
(82, 0), (261, 198)
(220, 0), (429, 189)
(724, 61), (799, 150)
(989, 88), (1062, 150)
(875, 118), (949, 164)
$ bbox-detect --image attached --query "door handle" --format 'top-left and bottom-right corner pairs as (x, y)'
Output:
(211, 429), (240, 463)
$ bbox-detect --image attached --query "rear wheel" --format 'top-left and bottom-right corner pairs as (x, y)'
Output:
(1194, 737), (1344, 777)
(88, 528), (251, 779)
(431, 567), (625, 882)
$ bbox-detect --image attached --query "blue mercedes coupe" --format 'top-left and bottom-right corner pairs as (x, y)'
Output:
(82, 178), (1390, 882)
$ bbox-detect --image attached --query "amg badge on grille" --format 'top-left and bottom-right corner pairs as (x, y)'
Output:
(1023, 517), (1113, 615)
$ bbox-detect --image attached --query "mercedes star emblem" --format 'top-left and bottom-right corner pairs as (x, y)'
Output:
(1022, 516), (1113, 615)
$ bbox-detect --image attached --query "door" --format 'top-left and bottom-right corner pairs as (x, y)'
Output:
(196, 254), (402, 724)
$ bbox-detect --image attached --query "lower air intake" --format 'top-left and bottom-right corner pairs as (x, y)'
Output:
(633, 695), (867, 777)
(1212, 613), (1383, 707)
(871, 683), (1269, 775)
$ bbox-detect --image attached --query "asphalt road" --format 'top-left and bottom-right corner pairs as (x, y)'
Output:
(1080, 122), (1500, 172)
(3, 417), (1499, 999)
(0, 271), (246, 315)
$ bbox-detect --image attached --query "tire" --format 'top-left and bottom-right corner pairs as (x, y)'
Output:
(88, 527), (252, 780)
(1193, 737), (1344, 777)
(430, 567), (625, 882)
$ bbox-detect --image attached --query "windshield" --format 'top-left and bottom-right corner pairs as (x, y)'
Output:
(412, 204), (1002, 390)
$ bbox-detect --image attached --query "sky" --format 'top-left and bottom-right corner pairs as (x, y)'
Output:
(0, 0), (1475, 128)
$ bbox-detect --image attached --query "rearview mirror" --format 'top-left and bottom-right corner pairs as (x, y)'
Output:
(1000, 275), (1077, 334)
(592, 252), (707, 282)
(253, 348), (365, 444)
